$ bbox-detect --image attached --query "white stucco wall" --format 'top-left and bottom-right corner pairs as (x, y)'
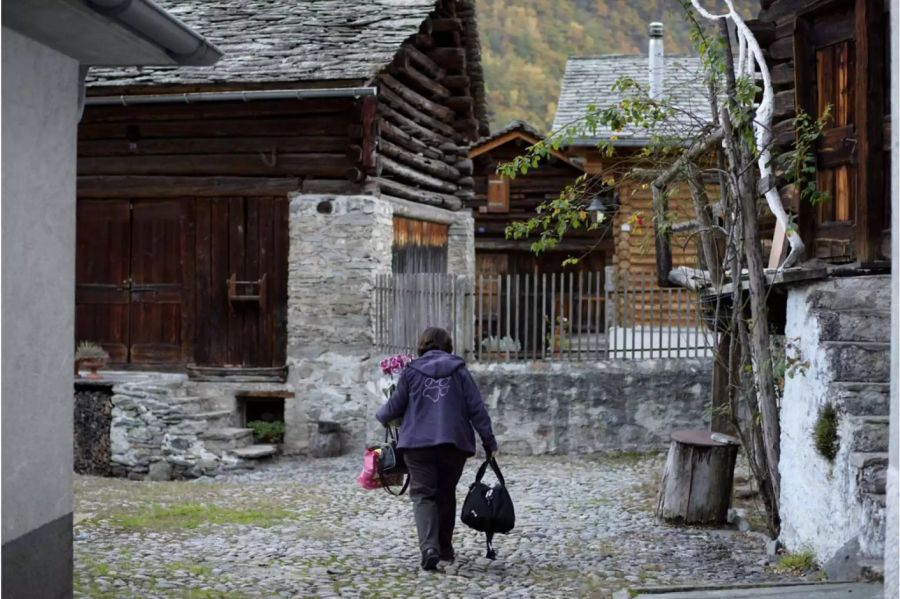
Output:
(780, 283), (862, 562)
(1, 27), (79, 542)
(885, 1), (899, 595)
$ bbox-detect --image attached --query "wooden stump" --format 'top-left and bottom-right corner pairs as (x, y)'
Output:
(655, 430), (739, 524)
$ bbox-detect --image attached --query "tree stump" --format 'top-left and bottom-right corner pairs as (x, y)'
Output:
(655, 430), (739, 524)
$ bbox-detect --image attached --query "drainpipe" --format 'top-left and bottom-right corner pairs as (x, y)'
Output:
(84, 87), (378, 106)
(648, 22), (664, 101)
(86, 0), (222, 65)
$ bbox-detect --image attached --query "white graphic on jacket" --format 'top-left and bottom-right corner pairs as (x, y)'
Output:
(422, 377), (450, 403)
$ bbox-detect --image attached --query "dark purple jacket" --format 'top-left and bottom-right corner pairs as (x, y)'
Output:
(375, 350), (497, 456)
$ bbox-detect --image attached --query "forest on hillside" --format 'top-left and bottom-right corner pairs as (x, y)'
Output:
(477, 0), (704, 132)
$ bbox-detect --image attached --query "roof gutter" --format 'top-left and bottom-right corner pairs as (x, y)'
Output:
(86, 0), (223, 65)
(84, 87), (378, 106)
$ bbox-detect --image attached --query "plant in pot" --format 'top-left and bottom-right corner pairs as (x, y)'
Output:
(75, 341), (109, 379)
(545, 316), (570, 356)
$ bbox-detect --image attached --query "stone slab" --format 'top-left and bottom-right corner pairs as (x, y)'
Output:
(231, 445), (278, 459)
(618, 582), (883, 599)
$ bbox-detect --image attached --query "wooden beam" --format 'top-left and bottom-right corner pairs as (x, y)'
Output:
(78, 136), (347, 157)
(77, 175), (300, 197)
(379, 139), (461, 181)
(427, 47), (465, 71)
(401, 45), (445, 80)
(374, 177), (462, 210)
(378, 84), (456, 137)
(78, 153), (353, 178)
(431, 17), (462, 32)
(447, 96), (474, 114)
(379, 104), (455, 147)
(379, 117), (443, 160)
(855, 0), (886, 264)
(380, 73), (454, 122)
(379, 155), (458, 194)
(390, 57), (451, 101)
(441, 75), (470, 90)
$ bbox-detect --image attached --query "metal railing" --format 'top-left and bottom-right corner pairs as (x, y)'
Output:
(374, 271), (714, 361)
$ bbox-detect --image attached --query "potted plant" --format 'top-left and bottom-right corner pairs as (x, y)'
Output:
(479, 335), (521, 359)
(545, 316), (570, 357)
(75, 341), (109, 379)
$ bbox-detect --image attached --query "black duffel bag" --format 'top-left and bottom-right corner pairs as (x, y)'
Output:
(461, 457), (515, 559)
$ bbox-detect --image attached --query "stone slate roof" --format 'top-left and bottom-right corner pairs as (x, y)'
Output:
(551, 55), (712, 147)
(87, 0), (446, 88)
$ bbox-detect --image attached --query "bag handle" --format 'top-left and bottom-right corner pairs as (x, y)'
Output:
(382, 474), (409, 496)
(474, 457), (506, 488)
(384, 424), (400, 444)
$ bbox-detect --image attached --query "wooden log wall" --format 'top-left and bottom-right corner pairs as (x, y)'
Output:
(752, 0), (891, 263)
(372, 0), (482, 212)
(77, 96), (370, 195)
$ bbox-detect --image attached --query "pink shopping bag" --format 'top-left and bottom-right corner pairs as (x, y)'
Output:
(356, 447), (382, 490)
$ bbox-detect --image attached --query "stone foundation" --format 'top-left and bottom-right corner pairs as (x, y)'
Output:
(779, 275), (891, 568)
(285, 194), (393, 454)
(469, 358), (711, 454)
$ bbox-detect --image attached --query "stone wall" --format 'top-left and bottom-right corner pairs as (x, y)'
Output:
(469, 359), (711, 454)
(110, 379), (239, 480)
(447, 211), (476, 278)
(285, 194), (394, 454)
(779, 275), (891, 569)
(74, 382), (113, 476)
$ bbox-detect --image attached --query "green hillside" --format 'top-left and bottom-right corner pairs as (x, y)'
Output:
(477, 0), (701, 132)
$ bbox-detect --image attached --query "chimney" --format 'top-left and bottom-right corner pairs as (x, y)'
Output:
(648, 22), (664, 100)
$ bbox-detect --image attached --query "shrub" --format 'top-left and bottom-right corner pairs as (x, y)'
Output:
(247, 420), (285, 444)
(813, 404), (838, 462)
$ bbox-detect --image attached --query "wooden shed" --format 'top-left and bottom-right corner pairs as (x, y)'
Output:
(77, 0), (488, 375)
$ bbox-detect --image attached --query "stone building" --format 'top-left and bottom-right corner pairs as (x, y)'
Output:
(74, 0), (487, 476)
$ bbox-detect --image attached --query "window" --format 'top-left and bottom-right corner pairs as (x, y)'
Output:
(486, 174), (510, 213)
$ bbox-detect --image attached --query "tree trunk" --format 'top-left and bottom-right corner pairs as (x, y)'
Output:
(656, 430), (739, 524)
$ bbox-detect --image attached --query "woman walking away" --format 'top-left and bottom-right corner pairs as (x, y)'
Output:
(376, 327), (498, 571)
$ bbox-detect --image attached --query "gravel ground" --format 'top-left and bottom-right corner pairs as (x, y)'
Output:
(74, 452), (811, 598)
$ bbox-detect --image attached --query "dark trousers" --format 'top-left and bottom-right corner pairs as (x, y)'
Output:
(403, 444), (469, 557)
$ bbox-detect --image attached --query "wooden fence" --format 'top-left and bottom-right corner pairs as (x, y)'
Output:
(374, 273), (473, 358)
(374, 271), (714, 361)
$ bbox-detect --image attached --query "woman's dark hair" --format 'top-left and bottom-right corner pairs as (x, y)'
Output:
(417, 327), (453, 356)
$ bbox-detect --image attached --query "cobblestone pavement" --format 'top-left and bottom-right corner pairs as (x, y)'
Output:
(74, 453), (811, 598)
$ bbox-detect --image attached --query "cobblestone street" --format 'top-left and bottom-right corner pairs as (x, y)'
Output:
(74, 453), (810, 598)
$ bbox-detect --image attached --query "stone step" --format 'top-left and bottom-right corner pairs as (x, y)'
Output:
(169, 396), (211, 414)
(846, 417), (890, 454)
(850, 452), (888, 495)
(814, 309), (891, 343)
(186, 410), (234, 429)
(828, 382), (890, 417)
(859, 493), (886, 560)
(200, 427), (254, 452)
(231, 444), (278, 459)
(823, 342), (891, 383)
(806, 275), (891, 312)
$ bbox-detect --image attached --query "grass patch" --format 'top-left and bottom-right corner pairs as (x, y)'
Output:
(106, 503), (294, 530)
(602, 450), (656, 464)
(774, 550), (817, 574)
(814, 404), (839, 462)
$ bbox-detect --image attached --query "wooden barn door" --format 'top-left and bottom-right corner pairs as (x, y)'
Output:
(193, 197), (288, 369)
(76, 199), (189, 366)
(75, 200), (132, 363)
(129, 200), (188, 364)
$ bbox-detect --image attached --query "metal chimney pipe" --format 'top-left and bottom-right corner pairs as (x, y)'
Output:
(648, 22), (664, 100)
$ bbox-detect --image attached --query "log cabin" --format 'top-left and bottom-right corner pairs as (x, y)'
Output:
(467, 120), (612, 275)
(77, 0), (488, 379)
(550, 24), (713, 326)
